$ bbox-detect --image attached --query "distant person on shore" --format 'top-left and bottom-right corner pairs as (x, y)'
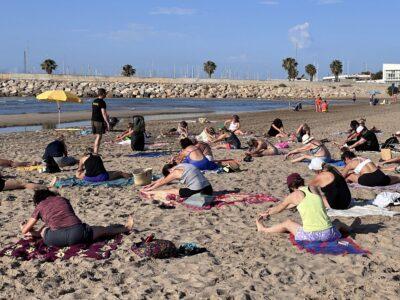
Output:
(212, 127), (241, 150)
(321, 100), (329, 113)
(0, 158), (38, 168)
(256, 173), (349, 242)
(91, 88), (110, 154)
(315, 95), (323, 112)
(308, 158), (352, 210)
(21, 189), (133, 247)
(141, 163), (213, 199)
(73, 148), (132, 183)
(246, 138), (279, 157)
(341, 150), (400, 186)
(0, 171), (46, 192)
(43, 136), (77, 167)
(285, 134), (331, 163)
(224, 115), (245, 135)
(352, 93), (356, 103)
(267, 118), (287, 138)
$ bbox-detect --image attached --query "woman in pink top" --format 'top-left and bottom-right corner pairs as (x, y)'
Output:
(21, 190), (134, 247)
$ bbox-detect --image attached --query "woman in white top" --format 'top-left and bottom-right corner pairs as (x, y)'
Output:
(224, 115), (245, 135)
(341, 151), (400, 186)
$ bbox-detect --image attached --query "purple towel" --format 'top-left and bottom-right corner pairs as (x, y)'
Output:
(290, 235), (370, 255)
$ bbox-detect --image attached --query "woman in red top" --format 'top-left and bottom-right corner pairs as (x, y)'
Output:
(21, 190), (133, 247)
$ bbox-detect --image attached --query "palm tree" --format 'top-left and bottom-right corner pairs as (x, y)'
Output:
(121, 64), (136, 77)
(305, 64), (317, 82)
(40, 59), (57, 74)
(203, 61), (217, 78)
(282, 57), (298, 81)
(330, 60), (343, 82)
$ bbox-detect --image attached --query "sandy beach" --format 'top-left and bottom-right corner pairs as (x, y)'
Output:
(0, 101), (399, 299)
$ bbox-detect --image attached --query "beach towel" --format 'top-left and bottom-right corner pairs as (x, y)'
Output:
(126, 151), (170, 158)
(373, 192), (400, 208)
(142, 192), (278, 210)
(0, 235), (123, 262)
(301, 159), (345, 167)
(54, 177), (133, 188)
(289, 235), (370, 255)
(79, 129), (92, 136)
(348, 183), (400, 193)
(16, 165), (43, 172)
(327, 204), (399, 218)
(275, 141), (290, 149)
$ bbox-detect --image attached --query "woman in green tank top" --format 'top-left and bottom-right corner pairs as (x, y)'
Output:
(256, 173), (349, 242)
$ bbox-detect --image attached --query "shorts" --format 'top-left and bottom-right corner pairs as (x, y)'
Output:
(358, 169), (391, 187)
(131, 132), (145, 151)
(295, 227), (341, 242)
(205, 155), (214, 162)
(0, 178), (5, 192)
(92, 121), (106, 135)
(44, 223), (93, 247)
(84, 172), (109, 183)
(53, 156), (78, 167)
(179, 185), (213, 198)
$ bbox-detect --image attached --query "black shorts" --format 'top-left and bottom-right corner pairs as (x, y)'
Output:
(92, 121), (106, 135)
(131, 132), (145, 151)
(358, 169), (391, 187)
(0, 178), (5, 192)
(179, 185), (213, 198)
(44, 223), (93, 247)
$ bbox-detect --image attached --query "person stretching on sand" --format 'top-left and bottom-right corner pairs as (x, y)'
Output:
(73, 148), (132, 183)
(267, 118), (288, 138)
(21, 189), (133, 247)
(0, 171), (46, 192)
(172, 138), (218, 171)
(91, 88), (110, 154)
(246, 138), (279, 157)
(43, 135), (77, 167)
(196, 127), (216, 143)
(212, 127), (241, 150)
(285, 134), (331, 163)
(224, 115), (245, 135)
(0, 158), (38, 168)
(340, 151), (400, 186)
(256, 173), (353, 242)
(308, 158), (352, 210)
(293, 123), (311, 143)
(141, 163), (213, 199)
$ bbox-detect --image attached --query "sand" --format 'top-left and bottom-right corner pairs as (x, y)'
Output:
(0, 101), (399, 299)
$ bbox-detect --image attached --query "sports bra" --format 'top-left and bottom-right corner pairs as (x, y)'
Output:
(309, 143), (322, 155)
(353, 158), (372, 175)
(229, 122), (239, 132)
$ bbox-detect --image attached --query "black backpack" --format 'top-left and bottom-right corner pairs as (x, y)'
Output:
(382, 136), (399, 150)
(43, 157), (61, 173)
(132, 115), (145, 134)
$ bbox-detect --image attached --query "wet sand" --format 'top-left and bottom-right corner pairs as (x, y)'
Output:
(0, 101), (399, 299)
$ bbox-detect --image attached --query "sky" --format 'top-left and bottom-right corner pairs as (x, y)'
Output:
(1, 0), (399, 79)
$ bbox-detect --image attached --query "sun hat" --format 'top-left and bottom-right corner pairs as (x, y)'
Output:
(356, 125), (365, 134)
(395, 131), (400, 137)
(302, 134), (314, 144)
(308, 157), (325, 171)
(286, 173), (303, 187)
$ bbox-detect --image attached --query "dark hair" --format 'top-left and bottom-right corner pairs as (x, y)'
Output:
(341, 150), (356, 161)
(97, 88), (107, 98)
(179, 121), (188, 128)
(232, 115), (239, 122)
(180, 137), (194, 149)
(273, 118), (283, 128)
(84, 147), (94, 156)
(288, 177), (305, 193)
(162, 163), (176, 177)
(208, 127), (216, 134)
(33, 190), (58, 205)
(350, 120), (359, 130)
(302, 124), (310, 135)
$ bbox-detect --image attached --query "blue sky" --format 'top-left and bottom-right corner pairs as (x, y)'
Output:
(1, 0), (399, 79)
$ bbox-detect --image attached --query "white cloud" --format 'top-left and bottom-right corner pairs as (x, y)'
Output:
(260, 1), (279, 5)
(150, 7), (195, 15)
(288, 22), (311, 49)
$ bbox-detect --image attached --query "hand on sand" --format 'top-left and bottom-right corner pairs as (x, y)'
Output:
(124, 216), (134, 233)
(256, 216), (265, 231)
(259, 211), (270, 219)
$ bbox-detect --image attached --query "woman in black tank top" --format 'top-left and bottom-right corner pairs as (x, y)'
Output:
(84, 154), (107, 177)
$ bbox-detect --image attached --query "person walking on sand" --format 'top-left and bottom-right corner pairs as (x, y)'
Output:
(315, 95), (322, 112)
(91, 88), (110, 154)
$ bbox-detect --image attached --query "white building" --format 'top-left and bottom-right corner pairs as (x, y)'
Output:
(383, 64), (400, 85)
(322, 73), (371, 82)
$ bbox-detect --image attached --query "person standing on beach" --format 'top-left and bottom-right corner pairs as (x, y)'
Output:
(91, 88), (110, 154)
(315, 95), (322, 112)
(352, 93), (356, 103)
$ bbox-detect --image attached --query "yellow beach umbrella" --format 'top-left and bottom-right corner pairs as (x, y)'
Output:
(36, 90), (82, 125)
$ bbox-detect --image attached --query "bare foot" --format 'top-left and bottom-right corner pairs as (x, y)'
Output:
(49, 177), (58, 187)
(125, 216), (134, 232)
(256, 217), (265, 232)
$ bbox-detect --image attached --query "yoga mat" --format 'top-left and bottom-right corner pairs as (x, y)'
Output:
(0, 235), (123, 262)
(289, 235), (370, 255)
(54, 177), (133, 188)
(126, 151), (170, 158)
